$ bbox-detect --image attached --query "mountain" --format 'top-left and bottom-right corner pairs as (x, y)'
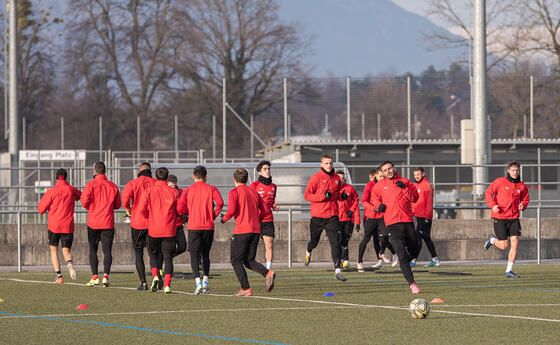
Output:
(277, 0), (465, 76)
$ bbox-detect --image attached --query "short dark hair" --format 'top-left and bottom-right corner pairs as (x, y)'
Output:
(233, 168), (248, 184)
(193, 165), (207, 179)
(380, 161), (393, 168)
(414, 167), (425, 173)
(155, 167), (169, 181)
(321, 154), (333, 161)
(368, 168), (376, 177)
(508, 161), (520, 169)
(256, 160), (271, 172)
(167, 174), (177, 184)
(56, 168), (67, 180)
(94, 162), (106, 174)
(139, 162), (151, 171)
(335, 169), (345, 175)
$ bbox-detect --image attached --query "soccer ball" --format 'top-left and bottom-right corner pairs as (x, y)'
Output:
(409, 298), (430, 319)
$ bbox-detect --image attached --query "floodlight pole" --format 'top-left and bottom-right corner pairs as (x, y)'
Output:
(222, 78), (226, 163)
(8, 0), (19, 209)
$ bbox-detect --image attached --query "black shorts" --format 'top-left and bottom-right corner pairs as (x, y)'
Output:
(493, 219), (521, 240)
(260, 222), (275, 238)
(48, 230), (73, 248)
(131, 227), (148, 249)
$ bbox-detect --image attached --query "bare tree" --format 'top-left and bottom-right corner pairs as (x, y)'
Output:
(66, 0), (178, 148)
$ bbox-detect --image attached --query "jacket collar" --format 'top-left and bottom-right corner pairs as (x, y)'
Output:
(506, 173), (520, 183)
(94, 174), (107, 181)
(320, 168), (335, 176)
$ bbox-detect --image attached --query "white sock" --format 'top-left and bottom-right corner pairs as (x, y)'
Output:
(266, 261), (272, 270)
(195, 277), (201, 284)
(306, 251), (311, 256)
(506, 262), (514, 272)
(433, 257), (439, 262)
(411, 259), (416, 264)
(335, 268), (341, 274)
(490, 237), (496, 244)
(203, 275), (209, 283)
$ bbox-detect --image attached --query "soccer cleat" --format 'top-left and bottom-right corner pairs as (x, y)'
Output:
(102, 277), (109, 287)
(410, 283), (421, 294)
(202, 281), (210, 294)
(67, 262), (77, 280)
(265, 270), (276, 292)
(382, 254), (392, 264)
(158, 277), (164, 290)
(86, 277), (99, 287)
(55, 277), (63, 284)
(484, 234), (495, 250)
(164, 286), (172, 294)
(137, 282), (148, 290)
(194, 282), (203, 295)
(372, 259), (383, 268)
(234, 288), (253, 297)
(342, 260), (350, 269)
(425, 260), (440, 268)
(334, 272), (347, 281)
(505, 271), (520, 278)
(357, 262), (364, 272)
(391, 254), (399, 267)
(410, 260), (416, 267)
(151, 276), (159, 292)
(304, 253), (311, 266)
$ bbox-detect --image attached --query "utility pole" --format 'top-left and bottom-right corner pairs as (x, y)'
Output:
(8, 0), (19, 207)
(473, 0), (488, 199)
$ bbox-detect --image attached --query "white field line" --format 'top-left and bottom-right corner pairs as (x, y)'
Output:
(0, 306), (361, 319)
(1, 277), (560, 324)
(432, 304), (560, 308)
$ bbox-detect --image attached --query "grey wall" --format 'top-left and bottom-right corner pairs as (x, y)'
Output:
(1, 219), (559, 267)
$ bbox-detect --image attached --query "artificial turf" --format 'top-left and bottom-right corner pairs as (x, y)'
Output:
(1, 264), (559, 344)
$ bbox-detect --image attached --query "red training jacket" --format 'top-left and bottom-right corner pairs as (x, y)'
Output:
(412, 178), (434, 219)
(177, 181), (224, 230)
(371, 173), (419, 226)
(304, 169), (342, 218)
(222, 185), (268, 234)
(337, 182), (360, 224)
(138, 180), (180, 238)
(122, 175), (156, 229)
(362, 180), (383, 220)
(37, 179), (81, 234)
(249, 180), (277, 223)
(485, 176), (530, 219)
(81, 174), (121, 229)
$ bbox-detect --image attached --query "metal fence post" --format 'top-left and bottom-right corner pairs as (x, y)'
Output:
(17, 211), (22, 272)
(537, 205), (541, 264)
(288, 208), (292, 268)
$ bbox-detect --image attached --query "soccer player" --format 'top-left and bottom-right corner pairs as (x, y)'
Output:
(249, 160), (279, 270)
(122, 162), (156, 290)
(483, 161), (530, 278)
(177, 166), (224, 295)
(303, 154), (348, 281)
(359, 167), (397, 271)
(167, 174), (187, 260)
(372, 161), (421, 294)
(138, 167), (180, 293)
(37, 169), (81, 283)
(411, 167), (439, 268)
(81, 162), (121, 287)
(335, 170), (360, 270)
(221, 168), (275, 297)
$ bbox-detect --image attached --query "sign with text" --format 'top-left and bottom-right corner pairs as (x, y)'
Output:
(20, 150), (86, 162)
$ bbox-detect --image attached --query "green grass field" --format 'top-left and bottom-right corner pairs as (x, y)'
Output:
(1, 264), (560, 344)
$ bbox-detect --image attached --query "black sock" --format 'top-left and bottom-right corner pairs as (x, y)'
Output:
(56, 271), (62, 278)
(66, 259), (72, 264)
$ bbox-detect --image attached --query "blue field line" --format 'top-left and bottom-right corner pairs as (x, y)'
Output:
(0, 312), (289, 345)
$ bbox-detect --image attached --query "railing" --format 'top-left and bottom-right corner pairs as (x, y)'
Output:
(2, 204), (558, 272)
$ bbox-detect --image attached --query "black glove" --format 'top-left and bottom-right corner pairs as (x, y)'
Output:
(341, 191), (349, 200)
(324, 190), (332, 199)
(183, 215), (188, 224)
(219, 214), (225, 224)
(356, 224), (360, 232)
(377, 204), (386, 213)
(347, 211), (353, 218)
(396, 180), (406, 189)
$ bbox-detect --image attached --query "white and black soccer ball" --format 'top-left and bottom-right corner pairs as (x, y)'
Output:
(409, 298), (430, 319)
